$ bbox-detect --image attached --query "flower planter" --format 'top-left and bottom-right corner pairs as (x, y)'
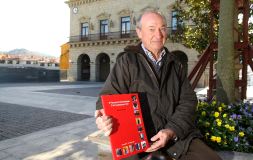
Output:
(218, 151), (253, 160)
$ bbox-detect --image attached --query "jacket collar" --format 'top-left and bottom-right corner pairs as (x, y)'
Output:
(124, 43), (177, 64)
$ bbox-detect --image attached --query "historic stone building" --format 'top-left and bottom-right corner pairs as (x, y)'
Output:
(65, 0), (207, 86)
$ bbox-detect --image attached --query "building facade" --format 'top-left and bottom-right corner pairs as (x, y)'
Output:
(65, 0), (208, 86)
(0, 54), (59, 68)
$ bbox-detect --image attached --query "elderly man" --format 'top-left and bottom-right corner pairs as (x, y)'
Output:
(95, 10), (222, 160)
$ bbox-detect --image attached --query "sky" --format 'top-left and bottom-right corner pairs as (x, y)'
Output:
(0, 0), (70, 57)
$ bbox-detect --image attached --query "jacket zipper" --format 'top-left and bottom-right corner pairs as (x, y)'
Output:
(139, 54), (160, 88)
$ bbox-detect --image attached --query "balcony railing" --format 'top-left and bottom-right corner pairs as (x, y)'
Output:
(69, 27), (182, 43)
(69, 30), (138, 43)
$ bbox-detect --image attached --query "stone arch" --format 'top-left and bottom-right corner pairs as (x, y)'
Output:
(96, 53), (110, 81)
(77, 54), (90, 81)
(171, 50), (189, 72)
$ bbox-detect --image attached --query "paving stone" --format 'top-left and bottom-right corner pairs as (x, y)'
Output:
(0, 82), (102, 159)
(36, 86), (102, 97)
(0, 102), (91, 141)
(0, 151), (10, 159)
(1, 155), (21, 160)
(0, 138), (24, 151)
(4, 143), (45, 159)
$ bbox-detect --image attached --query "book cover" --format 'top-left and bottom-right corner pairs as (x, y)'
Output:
(101, 93), (150, 160)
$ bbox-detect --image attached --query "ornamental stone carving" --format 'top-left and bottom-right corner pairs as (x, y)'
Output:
(66, 0), (102, 7)
(97, 12), (111, 20)
(140, 6), (158, 12)
(79, 16), (90, 22)
(118, 9), (131, 17)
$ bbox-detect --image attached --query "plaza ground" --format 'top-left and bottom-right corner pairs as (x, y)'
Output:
(0, 82), (252, 160)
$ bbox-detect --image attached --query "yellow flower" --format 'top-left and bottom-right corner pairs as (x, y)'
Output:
(214, 112), (219, 117)
(229, 126), (235, 131)
(212, 101), (216, 105)
(221, 103), (225, 108)
(216, 119), (222, 123)
(239, 132), (245, 137)
(215, 119), (222, 126)
(201, 111), (206, 116)
(218, 107), (222, 112)
(225, 124), (230, 129)
(223, 114), (227, 118)
(216, 137), (221, 143)
(211, 136), (216, 142)
(198, 102), (205, 108)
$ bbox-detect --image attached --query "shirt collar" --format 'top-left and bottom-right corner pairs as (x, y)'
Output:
(141, 43), (166, 63)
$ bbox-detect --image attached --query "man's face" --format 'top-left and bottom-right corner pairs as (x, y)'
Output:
(136, 13), (167, 55)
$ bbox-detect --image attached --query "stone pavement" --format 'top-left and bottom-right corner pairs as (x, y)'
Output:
(0, 102), (91, 141)
(0, 82), (252, 160)
(0, 82), (104, 160)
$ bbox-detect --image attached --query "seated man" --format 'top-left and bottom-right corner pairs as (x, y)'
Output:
(95, 10), (222, 160)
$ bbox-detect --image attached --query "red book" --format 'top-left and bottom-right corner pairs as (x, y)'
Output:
(101, 93), (150, 160)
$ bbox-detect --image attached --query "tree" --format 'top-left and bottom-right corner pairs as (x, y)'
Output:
(174, 0), (253, 104)
(172, 0), (214, 53)
(173, 0), (253, 53)
(216, 0), (235, 104)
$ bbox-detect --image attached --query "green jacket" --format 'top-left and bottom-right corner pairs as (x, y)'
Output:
(96, 44), (202, 159)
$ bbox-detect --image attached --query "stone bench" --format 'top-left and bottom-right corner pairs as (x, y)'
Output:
(87, 130), (112, 160)
(88, 130), (253, 160)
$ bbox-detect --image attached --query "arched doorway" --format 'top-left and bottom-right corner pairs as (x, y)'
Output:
(96, 53), (110, 81)
(171, 50), (189, 72)
(77, 54), (90, 81)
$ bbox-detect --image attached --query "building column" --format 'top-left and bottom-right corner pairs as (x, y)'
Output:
(110, 62), (115, 70)
(90, 62), (96, 81)
(68, 63), (78, 81)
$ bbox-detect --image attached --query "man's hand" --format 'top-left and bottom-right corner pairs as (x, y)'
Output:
(145, 129), (176, 152)
(95, 109), (113, 136)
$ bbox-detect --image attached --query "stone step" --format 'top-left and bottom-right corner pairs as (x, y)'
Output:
(218, 151), (253, 160)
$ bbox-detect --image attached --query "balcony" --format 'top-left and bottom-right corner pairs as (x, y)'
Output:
(68, 27), (181, 45)
(69, 30), (138, 43)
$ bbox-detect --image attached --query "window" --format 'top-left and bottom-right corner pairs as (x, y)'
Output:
(100, 19), (109, 39)
(81, 22), (89, 40)
(171, 11), (178, 32)
(121, 16), (130, 38)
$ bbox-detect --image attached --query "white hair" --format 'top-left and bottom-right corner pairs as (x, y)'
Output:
(136, 10), (167, 29)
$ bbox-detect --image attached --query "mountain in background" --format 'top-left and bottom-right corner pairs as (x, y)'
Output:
(7, 48), (32, 55)
(1, 48), (54, 57)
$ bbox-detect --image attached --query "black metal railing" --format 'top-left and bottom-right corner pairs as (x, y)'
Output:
(69, 30), (138, 42)
(69, 27), (183, 43)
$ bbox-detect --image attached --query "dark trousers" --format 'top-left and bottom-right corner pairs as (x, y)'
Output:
(123, 138), (222, 160)
(179, 138), (222, 160)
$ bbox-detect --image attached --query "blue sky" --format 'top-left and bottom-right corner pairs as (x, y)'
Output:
(0, 0), (70, 57)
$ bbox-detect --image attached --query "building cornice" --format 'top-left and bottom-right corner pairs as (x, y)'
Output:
(69, 38), (140, 48)
(65, 0), (103, 7)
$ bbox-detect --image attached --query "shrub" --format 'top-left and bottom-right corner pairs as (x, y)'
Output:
(196, 100), (253, 153)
